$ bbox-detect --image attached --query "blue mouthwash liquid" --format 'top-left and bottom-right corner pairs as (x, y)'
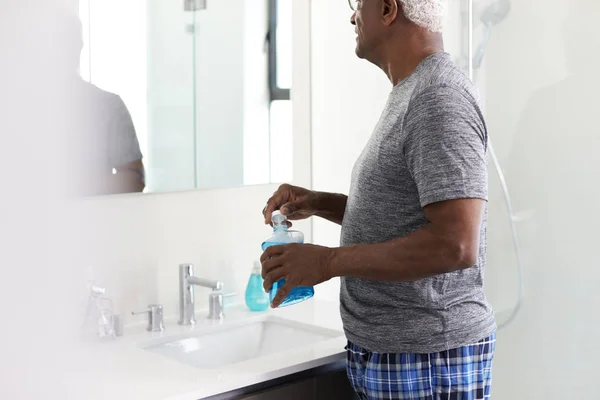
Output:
(262, 211), (314, 307)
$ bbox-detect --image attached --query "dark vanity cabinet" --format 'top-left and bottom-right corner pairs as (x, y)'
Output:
(206, 362), (358, 400)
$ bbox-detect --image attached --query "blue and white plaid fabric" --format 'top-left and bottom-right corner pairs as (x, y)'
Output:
(346, 333), (496, 400)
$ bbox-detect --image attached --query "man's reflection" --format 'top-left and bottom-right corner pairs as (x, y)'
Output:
(72, 72), (146, 196)
(71, 16), (146, 195)
(2, 5), (145, 196)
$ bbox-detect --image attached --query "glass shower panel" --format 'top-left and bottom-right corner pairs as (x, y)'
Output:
(193, 1), (246, 190)
(463, 0), (600, 398)
(192, 0), (275, 190)
(146, 1), (197, 192)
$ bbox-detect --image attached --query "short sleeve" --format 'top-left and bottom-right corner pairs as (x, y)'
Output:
(107, 95), (143, 167)
(403, 85), (488, 207)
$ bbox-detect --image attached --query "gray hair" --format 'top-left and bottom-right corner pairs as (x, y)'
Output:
(398, 0), (446, 33)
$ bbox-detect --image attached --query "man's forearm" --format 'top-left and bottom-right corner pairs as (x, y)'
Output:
(113, 160), (145, 194)
(328, 223), (478, 282)
(313, 192), (348, 225)
(113, 170), (145, 193)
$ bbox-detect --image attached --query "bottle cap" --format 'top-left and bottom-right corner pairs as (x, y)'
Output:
(271, 210), (286, 225)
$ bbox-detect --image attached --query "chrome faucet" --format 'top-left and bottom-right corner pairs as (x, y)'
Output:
(132, 304), (165, 332)
(178, 264), (223, 325)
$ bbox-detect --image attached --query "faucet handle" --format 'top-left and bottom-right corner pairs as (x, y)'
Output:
(132, 304), (165, 332)
(208, 292), (225, 320)
(208, 292), (236, 320)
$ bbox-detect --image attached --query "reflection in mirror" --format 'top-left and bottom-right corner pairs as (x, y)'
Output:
(78, 0), (292, 195)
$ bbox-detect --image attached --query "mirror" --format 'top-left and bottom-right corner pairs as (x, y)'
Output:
(77, 0), (293, 195)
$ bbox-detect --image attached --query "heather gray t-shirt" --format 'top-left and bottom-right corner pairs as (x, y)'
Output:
(340, 53), (496, 353)
(75, 79), (143, 170)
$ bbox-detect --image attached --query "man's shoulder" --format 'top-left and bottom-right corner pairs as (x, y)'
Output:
(75, 79), (122, 106)
(410, 53), (479, 105)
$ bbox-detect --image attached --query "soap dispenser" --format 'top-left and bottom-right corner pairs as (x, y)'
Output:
(245, 261), (270, 312)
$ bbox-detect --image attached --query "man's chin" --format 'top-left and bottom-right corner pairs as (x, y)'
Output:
(355, 44), (365, 59)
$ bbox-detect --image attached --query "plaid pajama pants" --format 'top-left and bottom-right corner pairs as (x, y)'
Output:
(346, 333), (496, 400)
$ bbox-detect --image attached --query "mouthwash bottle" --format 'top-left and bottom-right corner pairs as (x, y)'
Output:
(262, 210), (314, 307)
(245, 261), (270, 312)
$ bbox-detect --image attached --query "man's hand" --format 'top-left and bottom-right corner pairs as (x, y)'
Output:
(263, 184), (320, 225)
(263, 184), (349, 226)
(260, 243), (334, 308)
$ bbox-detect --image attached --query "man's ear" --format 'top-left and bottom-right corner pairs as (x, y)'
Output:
(381, 0), (400, 25)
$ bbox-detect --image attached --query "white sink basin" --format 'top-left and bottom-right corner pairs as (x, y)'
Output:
(142, 316), (343, 369)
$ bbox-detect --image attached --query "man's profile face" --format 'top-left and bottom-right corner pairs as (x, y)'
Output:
(350, 0), (395, 62)
(351, 0), (384, 60)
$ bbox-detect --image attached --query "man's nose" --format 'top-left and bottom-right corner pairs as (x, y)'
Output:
(350, 12), (356, 26)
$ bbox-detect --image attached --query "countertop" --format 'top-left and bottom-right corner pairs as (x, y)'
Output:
(59, 299), (346, 400)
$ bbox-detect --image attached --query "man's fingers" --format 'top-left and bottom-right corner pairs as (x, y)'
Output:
(281, 200), (303, 217)
(271, 280), (296, 308)
(261, 255), (284, 278)
(260, 244), (286, 264)
(281, 197), (314, 221)
(263, 197), (281, 224)
(263, 184), (299, 224)
(263, 267), (286, 292)
(263, 191), (289, 224)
